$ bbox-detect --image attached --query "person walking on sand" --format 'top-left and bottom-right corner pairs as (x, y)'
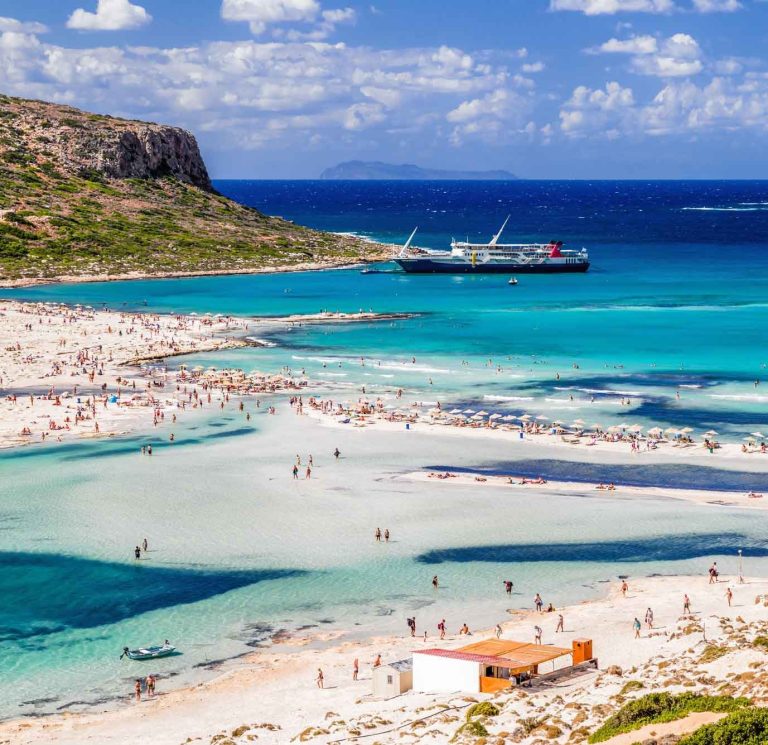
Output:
(645, 607), (654, 629)
(556, 614), (564, 633)
(134, 678), (142, 702)
(316, 668), (324, 689)
(633, 617), (642, 639)
(146, 673), (155, 697)
(534, 625), (543, 645)
(621, 580), (628, 597)
(305, 465), (311, 479)
(438, 619), (446, 640)
(683, 594), (691, 614)
(726, 587), (733, 606)
(353, 658), (359, 681)
(496, 623), (502, 639)
(534, 593), (543, 612)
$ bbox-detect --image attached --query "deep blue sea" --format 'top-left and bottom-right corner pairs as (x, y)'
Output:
(2, 180), (768, 718)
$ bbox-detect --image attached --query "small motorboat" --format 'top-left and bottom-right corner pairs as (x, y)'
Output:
(121, 642), (176, 661)
(508, 277), (519, 285)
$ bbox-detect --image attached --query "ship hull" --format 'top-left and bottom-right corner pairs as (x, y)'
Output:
(394, 258), (590, 274)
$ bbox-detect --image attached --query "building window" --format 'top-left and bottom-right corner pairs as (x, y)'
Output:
(387, 675), (393, 684)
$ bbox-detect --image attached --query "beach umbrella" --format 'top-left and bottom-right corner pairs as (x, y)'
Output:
(536, 415), (549, 421)
(449, 408), (463, 414)
(475, 410), (489, 416)
(489, 413), (502, 419)
(704, 430), (718, 436)
(463, 409), (475, 414)
(573, 418), (585, 424)
(502, 415), (517, 421)
(628, 424), (644, 432)
(647, 426), (663, 435)
(680, 427), (694, 433)
(519, 414), (532, 420)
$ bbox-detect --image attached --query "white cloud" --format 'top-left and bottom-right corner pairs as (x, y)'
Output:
(593, 35), (658, 54)
(67, 0), (152, 31)
(0, 35), (520, 152)
(559, 74), (768, 139)
(591, 32), (704, 77)
(550, 0), (675, 15)
(278, 7), (356, 41)
(221, 0), (320, 34)
(691, 0), (741, 11)
(446, 87), (532, 144)
(560, 81), (636, 136)
(522, 61), (546, 73)
(0, 17), (48, 34)
(631, 33), (702, 76)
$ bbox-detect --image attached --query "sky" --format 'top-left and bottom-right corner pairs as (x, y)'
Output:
(0, 0), (767, 178)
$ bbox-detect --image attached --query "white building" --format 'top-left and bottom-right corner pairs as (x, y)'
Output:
(413, 639), (582, 694)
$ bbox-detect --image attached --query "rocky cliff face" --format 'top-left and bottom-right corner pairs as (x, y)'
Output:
(6, 97), (213, 191)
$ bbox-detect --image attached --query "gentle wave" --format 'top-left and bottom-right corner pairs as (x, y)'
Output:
(483, 394), (534, 401)
(709, 394), (768, 402)
(682, 206), (768, 212)
(555, 386), (644, 396)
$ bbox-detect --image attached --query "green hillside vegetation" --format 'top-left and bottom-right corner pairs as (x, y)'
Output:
(588, 693), (751, 743)
(0, 95), (383, 284)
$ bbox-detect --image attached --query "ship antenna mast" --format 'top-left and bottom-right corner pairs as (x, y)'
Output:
(489, 214), (511, 246)
(397, 227), (418, 258)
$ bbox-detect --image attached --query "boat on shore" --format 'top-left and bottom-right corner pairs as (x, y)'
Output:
(121, 642), (176, 661)
(392, 219), (589, 274)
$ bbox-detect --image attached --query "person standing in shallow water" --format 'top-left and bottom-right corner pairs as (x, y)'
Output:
(384, 529), (390, 542)
(432, 575), (439, 589)
(375, 527), (381, 542)
(134, 679), (142, 702)
(134, 546), (141, 560)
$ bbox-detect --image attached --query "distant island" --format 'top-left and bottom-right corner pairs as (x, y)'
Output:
(320, 160), (518, 180)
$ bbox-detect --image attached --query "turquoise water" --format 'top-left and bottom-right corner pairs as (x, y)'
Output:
(2, 180), (768, 718)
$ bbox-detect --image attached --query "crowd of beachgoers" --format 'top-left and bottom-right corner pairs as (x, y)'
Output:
(303, 394), (768, 461)
(2, 300), (768, 466)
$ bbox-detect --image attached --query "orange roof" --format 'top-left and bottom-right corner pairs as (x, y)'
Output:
(459, 639), (572, 667)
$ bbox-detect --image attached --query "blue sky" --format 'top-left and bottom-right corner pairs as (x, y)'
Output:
(1, 0), (767, 178)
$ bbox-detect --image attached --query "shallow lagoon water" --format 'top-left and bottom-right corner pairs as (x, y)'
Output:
(2, 180), (768, 717)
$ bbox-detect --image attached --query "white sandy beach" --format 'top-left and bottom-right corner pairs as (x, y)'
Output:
(3, 300), (768, 745)
(3, 574), (768, 745)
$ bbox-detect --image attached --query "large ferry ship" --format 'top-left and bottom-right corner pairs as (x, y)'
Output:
(393, 218), (589, 274)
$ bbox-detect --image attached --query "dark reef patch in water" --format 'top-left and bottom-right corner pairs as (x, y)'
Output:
(415, 532), (768, 565)
(426, 459), (768, 493)
(0, 552), (306, 642)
